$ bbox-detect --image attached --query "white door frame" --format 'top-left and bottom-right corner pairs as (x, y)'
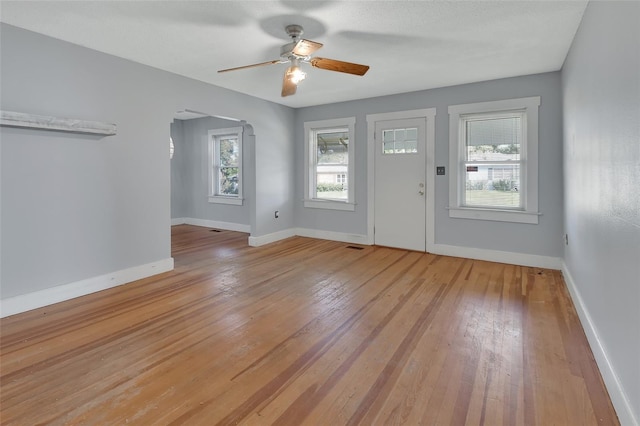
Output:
(366, 108), (437, 252)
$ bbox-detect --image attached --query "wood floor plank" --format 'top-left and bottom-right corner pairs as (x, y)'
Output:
(0, 225), (619, 425)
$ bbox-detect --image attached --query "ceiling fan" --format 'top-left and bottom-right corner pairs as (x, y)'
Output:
(218, 24), (370, 97)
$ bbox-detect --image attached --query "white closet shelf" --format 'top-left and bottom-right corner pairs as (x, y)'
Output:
(0, 110), (116, 136)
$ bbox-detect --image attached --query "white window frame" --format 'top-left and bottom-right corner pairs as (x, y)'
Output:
(448, 97), (540, 224)
(208, 126), (243, 206)
(304, 117), (356, 211)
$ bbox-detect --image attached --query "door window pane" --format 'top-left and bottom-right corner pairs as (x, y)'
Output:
(382, 127), (418, 154)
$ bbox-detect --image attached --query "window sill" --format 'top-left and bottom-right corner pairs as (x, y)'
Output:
(304, 199), (355, 211)
(448, 206), (539, 224)
(208, 196), (243, 206)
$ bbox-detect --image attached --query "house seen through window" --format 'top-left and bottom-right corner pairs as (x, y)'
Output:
(448, 97), (540, 224)
(315, 130), (349, 201)
(464, 115), (522, 208)
(304, 117), (355, 211)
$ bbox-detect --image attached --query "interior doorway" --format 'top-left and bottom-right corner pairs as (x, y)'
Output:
(170, 109), (253, 234)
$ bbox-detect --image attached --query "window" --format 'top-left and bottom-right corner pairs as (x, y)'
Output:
(304, 117), (355, 211)
(448, 97), (540, 224)
(208, 126), (243, 205)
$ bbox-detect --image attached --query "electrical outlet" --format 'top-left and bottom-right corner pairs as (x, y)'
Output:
(275, 210), (279, 219)
(436, 166), (446, 175)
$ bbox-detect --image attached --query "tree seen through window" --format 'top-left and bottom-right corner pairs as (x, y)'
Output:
(218, 137), (239, 196)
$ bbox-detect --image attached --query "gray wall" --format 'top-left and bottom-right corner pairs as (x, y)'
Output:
(562, 2), (640, 423)
(171, 116), (252, 226)
(295, 72), (564, 257)
(2, 8), (638, 420)
(0, 23), (296, 299)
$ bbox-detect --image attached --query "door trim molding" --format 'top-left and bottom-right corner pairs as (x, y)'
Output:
(366, 108), (437, 250)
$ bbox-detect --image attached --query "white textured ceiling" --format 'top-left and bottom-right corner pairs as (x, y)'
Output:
(0, 1), (587, 108)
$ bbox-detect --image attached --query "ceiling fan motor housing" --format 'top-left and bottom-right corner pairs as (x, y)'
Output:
(285, 24), (304, 39)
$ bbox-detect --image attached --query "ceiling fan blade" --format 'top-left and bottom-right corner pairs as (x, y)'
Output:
(281, 68), (297, 97)
(310, 57), (370, 76)
(292, 39), (323, 57)
(218, 59), (283, 73)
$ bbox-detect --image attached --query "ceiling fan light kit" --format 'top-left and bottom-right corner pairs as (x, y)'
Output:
(218, 24), (370, 97)
(286, 58), (306, 84)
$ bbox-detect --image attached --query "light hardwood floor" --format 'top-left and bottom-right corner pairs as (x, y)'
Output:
(1, 225), (618, 425)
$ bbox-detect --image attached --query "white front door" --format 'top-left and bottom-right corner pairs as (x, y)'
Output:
(374, 118), (427, 251)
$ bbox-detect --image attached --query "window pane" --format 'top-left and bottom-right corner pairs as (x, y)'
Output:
(464, 164), (521, 208)
(316, 130), (348, 200)
(219, 166), (239, 195)
(381, 127), (418, 154)
(405, 140), (417, 152)
(466, 117), (520, 161)
(219, 137), (239, 167)
(383, 141), (395, 153)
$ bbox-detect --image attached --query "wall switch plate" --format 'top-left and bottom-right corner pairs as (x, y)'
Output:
(436, 166), (446, 175)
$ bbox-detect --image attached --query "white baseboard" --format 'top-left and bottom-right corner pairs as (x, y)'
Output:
(0, 258), (174, 318)
(248, 227), (369, 247)
(171, 217), (187, 226)
(246, 228), (559, 270)
(562, 262), (637, 426)
(430, 243), (562, 269)
(172, 217), (250, 233)
(248, 228), (297, 247)
(296, 228), (369, 245)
